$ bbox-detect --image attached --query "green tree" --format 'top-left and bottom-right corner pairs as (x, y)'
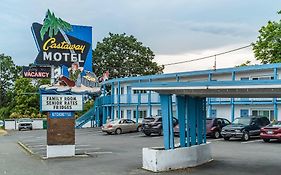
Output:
(253, 10), (281, 63)
(11, 77), (39, 118)
(75, 99), (94, 118)
(0, 54), (21, 108)
(236, 60), (252, 67)
(93, 33), (164, 78)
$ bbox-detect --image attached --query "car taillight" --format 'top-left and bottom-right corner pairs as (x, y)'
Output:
(277, 128), (281, 133)
(107, 124), (113, 128)
(260, 128), (266, 132)
(211, 127), (216, 131)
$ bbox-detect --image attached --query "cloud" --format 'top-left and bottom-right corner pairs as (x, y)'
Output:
(0, 0), (279, 67)
(155, 43), (260, 73)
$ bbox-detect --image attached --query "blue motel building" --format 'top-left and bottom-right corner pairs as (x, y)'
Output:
(76, 63), (281, 128)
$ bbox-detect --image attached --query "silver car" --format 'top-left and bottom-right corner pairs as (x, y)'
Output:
(102, 119), (142, 135)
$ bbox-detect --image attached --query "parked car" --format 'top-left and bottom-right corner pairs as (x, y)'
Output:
(142, 116), (178, 136)
(260, 121), (281, 142)
(18, 118), (33, 131)
(174, 118), (231, 138)
(221, 116), (270, 141)
(206, 118), (231, 139)
(101, 119), (142, 135)
(174, 124), (180, 136)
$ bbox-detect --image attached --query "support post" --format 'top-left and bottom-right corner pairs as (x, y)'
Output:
(160, 94), (174, 150)
(111, 82), (115, 121)
(176, 95), (186, 147)
(231, 71), (236, 121)
(188, 96), (197, 146)
(202, 98), (207, 143)
(231, 99), (235, 122)
(102, 84), (106, 124)
(274, 68), (278, 120)
(148, 79), (152, 117)
(197, 97), (203, 144)
(117, 81), (121, 119)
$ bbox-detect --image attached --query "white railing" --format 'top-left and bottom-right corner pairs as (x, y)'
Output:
(151, 93), (160, 103)
(141, 94), (149, 103)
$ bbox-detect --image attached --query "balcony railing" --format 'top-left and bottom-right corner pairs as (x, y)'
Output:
(209, 98), (274, 104)
(99, 95), (276, 106)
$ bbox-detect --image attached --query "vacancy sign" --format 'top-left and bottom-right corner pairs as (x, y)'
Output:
(41, 95), (83, 111)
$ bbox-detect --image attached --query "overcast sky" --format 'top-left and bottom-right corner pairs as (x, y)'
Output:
(0, 0), (280, 73)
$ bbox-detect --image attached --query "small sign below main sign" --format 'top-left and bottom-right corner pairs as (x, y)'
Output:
(49, 112), (74, 119)
(23, 66), (51, 78)
(41, 95), (83, 111)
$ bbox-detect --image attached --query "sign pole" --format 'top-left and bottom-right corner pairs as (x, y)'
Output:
(51, 65), (55, 85)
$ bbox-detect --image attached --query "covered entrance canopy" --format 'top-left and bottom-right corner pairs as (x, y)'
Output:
(133, 79), (281, 171)
(133, 80), (281, 149)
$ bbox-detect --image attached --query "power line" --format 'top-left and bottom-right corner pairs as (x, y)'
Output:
(163, 44), (252, 67)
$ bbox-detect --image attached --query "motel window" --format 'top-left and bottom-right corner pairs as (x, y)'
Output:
(157, 110), (162, 116)
(252, 76), (274, 80)
(120, 87), (124, 94)
(133, 110), (147, 119)
(240, 77), (249, 80)
(252, 109), (274, 121)
(133, 90), (147, 94)
(210, 109), (217, 118)
(121, 110), (124, 118)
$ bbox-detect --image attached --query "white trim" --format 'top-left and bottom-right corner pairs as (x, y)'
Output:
(133, 84), (281, 91)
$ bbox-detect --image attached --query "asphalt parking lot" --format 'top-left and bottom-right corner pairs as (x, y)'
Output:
(0, 128), (281, 175)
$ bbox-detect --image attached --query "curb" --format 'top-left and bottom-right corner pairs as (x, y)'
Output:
(18, 141), (90, 160)
(18, 141), (34, 155)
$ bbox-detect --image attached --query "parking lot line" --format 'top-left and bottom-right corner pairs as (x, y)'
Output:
(241, 140), (263, 144)
(28, 145), (46, 148)
(76, 145), (92, 147)
(86, 151), (113, 155)
(75, 148), (101, 151)
(208, 138), (224, 142)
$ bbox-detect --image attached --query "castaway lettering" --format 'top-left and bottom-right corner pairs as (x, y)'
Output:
(43, 37), (86, 53)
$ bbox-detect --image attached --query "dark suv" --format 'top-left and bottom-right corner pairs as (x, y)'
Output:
(142, 116), (178, 136)
(221, 116), (270, 141)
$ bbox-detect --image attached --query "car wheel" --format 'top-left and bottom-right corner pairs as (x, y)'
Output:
(263, 138), (270, 143)
(213, 131), (220, 139)
(144, 132), (151, 136)
(242, 131), (250, 141)
(158, 128), (163, 136)
(137, 126), (142, 132)
(115, 128), (122, 135)
(224, 137), (230, 141)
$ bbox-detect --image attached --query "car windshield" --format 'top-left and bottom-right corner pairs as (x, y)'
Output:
(268, 121), (281, 127)
(232, 118), (251, 125)
(18, 118), (32, 123)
